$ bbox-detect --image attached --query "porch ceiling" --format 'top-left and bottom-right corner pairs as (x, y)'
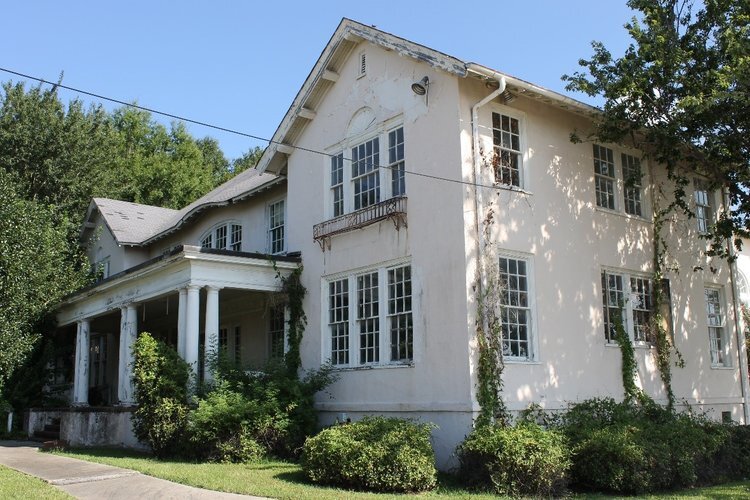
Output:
(56, 245), (300, 326)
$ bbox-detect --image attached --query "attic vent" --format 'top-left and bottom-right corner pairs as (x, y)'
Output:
(358, 51), (366, 78)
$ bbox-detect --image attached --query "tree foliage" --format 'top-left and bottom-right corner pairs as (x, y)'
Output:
(0, 80), (257, 392)
(563, 0), (750, 257)
(0, 171), (88, 388)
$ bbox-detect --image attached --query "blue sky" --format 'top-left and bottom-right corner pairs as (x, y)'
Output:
(4, 1), (637, 160)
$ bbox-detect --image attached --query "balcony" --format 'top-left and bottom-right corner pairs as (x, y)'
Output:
(313, 196), (408, 249)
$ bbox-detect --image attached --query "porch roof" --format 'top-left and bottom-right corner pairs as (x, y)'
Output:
(56, 245), (301, 326)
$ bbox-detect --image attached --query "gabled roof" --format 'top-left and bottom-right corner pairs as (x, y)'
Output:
(256, 18), (598, 176)
(82, 168), (283, 247)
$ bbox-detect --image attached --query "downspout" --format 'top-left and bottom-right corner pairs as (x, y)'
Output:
(467, 64), (506, 400)
(724, 187), (750, 423)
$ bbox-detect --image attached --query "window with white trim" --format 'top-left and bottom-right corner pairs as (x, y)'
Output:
(705, 287), (727, 366)
(498, 256), (533, 360)
(326, 263), (414, 367)
(268, 200), (285, 254)
(492, 112), (522, 187)
(694, 179), (713, 234)
(219, 327), (228, 352)
(200, 222), (242, 251)
(328, 124), (405, 218)
(593, 145), (647, 217)
(622, 153), (643, 217)
(601, 270), (659, 344)
(594, 145), (616, 210)
(268, 304), (285, 359)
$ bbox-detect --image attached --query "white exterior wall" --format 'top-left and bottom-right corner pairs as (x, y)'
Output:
(458, 76), (745, 420)
(286, 43), (475, 464)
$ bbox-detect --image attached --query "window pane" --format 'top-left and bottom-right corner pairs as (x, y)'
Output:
(499, 257), (531, 359)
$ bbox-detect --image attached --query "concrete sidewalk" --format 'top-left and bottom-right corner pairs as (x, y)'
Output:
(0, 441), (265, 499)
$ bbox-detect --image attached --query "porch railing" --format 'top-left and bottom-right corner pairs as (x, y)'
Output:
(313, 196), (407, 248)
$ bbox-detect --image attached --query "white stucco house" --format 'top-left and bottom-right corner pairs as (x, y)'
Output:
(31, 19), (749, 467)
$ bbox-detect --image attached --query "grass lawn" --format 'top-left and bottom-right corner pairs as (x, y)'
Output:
(0, 465), (72, 500)
(53, 448), (750, 499)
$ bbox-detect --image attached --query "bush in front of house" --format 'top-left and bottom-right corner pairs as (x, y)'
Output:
(561, 398), (729, 494)
(457, 421), (570, 497)
(132, 335), (337, 462)
(131, 332), (192, 458)
(301, 416), (437, 493)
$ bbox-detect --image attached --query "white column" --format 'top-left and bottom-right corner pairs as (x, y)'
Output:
(184, 285), (201, 377)
(203, 286), (221, 383)
(117, 304), (138, 405)
(72, 319), (90, 405)
(177, 288), (187, 359)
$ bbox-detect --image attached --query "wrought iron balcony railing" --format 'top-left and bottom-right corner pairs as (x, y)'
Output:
(313, 196), (407, 249)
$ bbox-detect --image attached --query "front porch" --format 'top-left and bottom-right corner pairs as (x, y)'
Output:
(39, 245), (299, 439)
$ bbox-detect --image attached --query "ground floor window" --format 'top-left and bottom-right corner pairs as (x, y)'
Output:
(269, 304), (285, 359)
(326, 262), (414, 367)
(498, 255), (534, 361)
(705, 287), (728, 366)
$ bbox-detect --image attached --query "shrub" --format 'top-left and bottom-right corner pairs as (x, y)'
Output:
(302, 417), (437, 493)
(131, 332), (191, 458)
(561, 398), (729, 494)
(457, 422), (570, 497)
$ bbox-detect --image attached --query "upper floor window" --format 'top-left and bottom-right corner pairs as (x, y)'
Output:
(621, 153), (643, 217)
(498, 255), (535, 361)
(326, 262), (414, 367)
(492, 112), (522, 188)
(201, 222), (242, 251)
(92, 257), (110, 282)
(601, 270), (662, 345)
(593, 145), (647, 217)
(694, 179), (714, 234)
(328, 124), (405, 218)
(268, 199), (285, 254)
(705, 287), (728, 367)
(594, 145), (616, 210)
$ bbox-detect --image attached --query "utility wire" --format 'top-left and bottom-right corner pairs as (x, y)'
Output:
(0, 66), (512, 192)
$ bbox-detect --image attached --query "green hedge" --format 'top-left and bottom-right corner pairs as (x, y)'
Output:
(457, 422), (570, 497)
(301, 417), (437, 493)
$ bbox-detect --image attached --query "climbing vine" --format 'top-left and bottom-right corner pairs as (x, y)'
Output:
(475, 265), (509, 427)
(648, 183), (685, 411)
(274, 264), (307, 378)
(611, 301), (644, 404)
(474, 196), (509, 427)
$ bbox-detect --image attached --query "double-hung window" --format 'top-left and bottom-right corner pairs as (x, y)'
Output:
(268, 304), (285, 359)
(498, 256), (533, 360)
(326, 263), (414, 367)
(593, 145), (646, 217)
(601, 270), (659, 344)
(492, 112), (522, 187)
(328, 124), (405, 218)
(694, 180), (713, 234)
(594, 145), (616, 210)
(622, 153), (643, 217)
(201, 222), (242, 251)
(268, 200), (285, 254)
(705, 287), (727, 366)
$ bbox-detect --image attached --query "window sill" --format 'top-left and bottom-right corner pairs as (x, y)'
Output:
(604, 342), (654, 350)
(710, 365), (735, 370)
(595, 206), (653, 223)
(504, 359), (540, 365)
(332, 362), (414, 372)
(495, 184), (533, 196)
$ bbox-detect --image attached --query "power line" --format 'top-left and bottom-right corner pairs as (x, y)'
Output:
(0, 66), (510, 192)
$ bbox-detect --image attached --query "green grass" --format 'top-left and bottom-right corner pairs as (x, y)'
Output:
(53, 448), (750, 500)
(0, 465), (72, 500)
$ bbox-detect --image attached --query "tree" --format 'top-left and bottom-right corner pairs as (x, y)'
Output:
(0, 170), (88, 390)
(563, 0), (750, 258)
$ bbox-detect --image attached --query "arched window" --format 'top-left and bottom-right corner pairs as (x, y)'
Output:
(200, 222), (242, 251)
